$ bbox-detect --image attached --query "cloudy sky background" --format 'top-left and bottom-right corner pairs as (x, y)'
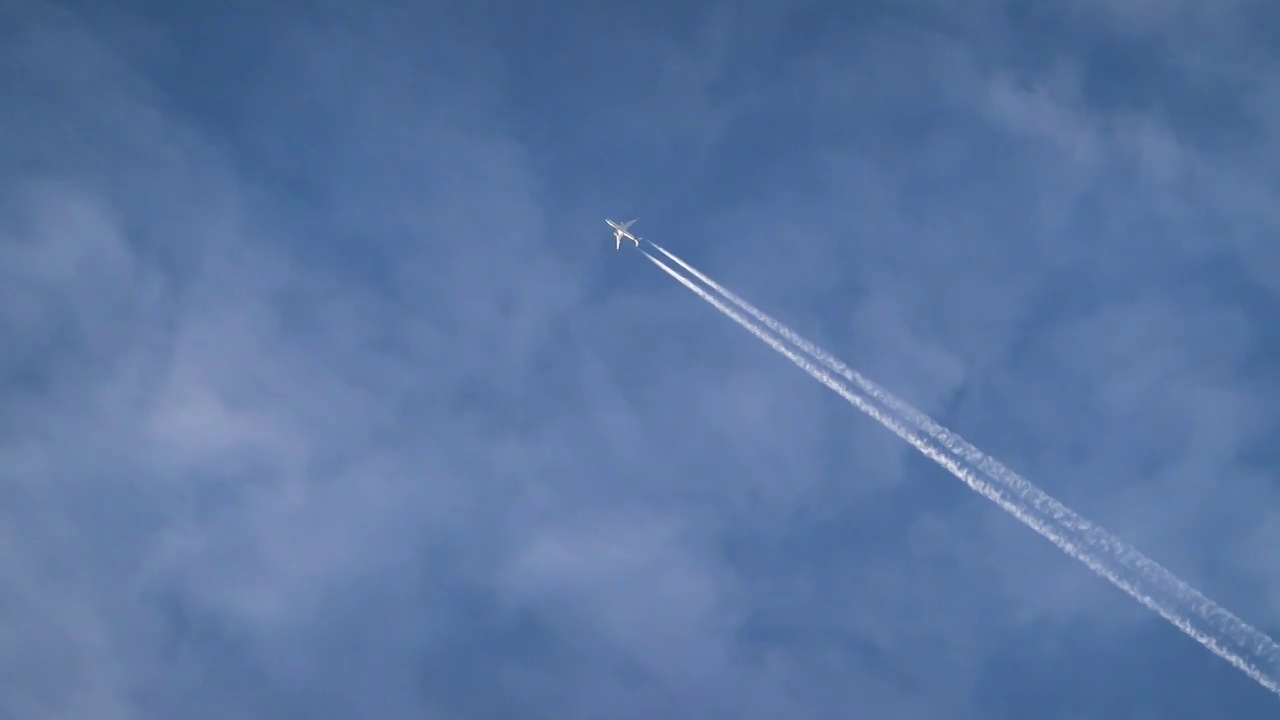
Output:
(4, 0), (1280, 717)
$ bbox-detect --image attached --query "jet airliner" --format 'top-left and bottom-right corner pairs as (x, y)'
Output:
(607, 219), (641, 249)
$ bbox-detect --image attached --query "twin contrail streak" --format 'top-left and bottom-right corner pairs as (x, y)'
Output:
(641, 245), (1280, 697)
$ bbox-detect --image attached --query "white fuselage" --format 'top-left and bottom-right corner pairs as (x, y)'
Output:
(607, 219), (640, 249)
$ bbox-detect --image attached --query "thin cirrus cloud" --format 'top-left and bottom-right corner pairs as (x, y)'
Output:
(2, 2), (1279, 718)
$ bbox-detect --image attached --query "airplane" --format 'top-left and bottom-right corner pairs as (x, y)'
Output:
(606, 218), (641, 250)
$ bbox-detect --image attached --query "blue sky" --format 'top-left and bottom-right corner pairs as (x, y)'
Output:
(4, 0), (1280, 717)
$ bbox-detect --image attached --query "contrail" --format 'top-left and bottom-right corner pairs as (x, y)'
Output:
(641, 248), (1280, 696)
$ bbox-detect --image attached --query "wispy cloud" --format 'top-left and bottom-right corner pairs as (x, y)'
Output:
(3, 2), (1279, 718)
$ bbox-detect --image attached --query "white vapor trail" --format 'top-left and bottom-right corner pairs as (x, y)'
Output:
(641, 246), (1280, 697)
